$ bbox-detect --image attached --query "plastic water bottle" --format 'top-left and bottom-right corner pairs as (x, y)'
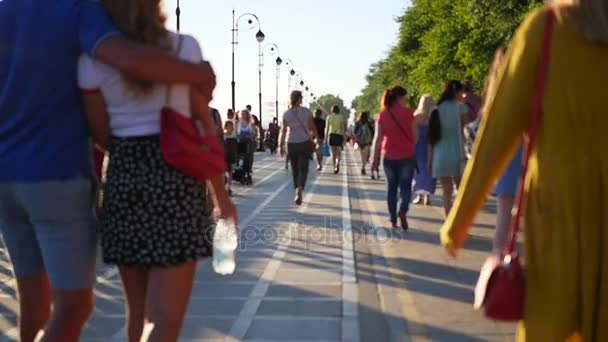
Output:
(213, 218), (237, 275)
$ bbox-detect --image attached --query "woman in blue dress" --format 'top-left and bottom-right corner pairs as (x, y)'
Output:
(428, 81), (475, 216)
(412, 95), (437, 205)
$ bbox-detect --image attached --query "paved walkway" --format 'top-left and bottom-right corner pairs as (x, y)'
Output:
(0, 147), (515, 341)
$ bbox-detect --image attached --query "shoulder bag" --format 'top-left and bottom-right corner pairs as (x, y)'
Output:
(160, 35), (226, 182)
(474, 9), (555, 322)
(292, 107), (316, 157)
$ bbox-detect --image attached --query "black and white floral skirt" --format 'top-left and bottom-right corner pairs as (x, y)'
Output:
(101, 135), (214, 268)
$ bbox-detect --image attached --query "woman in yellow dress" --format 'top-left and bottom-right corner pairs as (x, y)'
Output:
(440, 1), (608, 341)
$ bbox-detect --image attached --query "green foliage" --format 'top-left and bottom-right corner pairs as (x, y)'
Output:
(309, 94), (351, 119)
(353, 0), (543, 115)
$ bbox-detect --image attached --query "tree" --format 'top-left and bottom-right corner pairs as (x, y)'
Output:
(352, 0), (543, 114)
(309, 94), (351, 119)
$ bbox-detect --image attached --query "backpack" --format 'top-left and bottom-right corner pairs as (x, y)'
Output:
(356, 122), (374, 146)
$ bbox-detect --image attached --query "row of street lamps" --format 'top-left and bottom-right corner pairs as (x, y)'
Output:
(230, 10), (315, 125)
(175, 3), (316, 125)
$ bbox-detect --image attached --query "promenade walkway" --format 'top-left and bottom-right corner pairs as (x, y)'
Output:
(0, 147), (515, 342)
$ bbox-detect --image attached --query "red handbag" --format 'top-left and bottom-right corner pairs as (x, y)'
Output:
(160, 36), (226, 182)
(473, 9), (555, 322)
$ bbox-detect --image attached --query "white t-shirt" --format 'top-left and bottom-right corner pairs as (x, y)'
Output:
(78, 31), (202, 137)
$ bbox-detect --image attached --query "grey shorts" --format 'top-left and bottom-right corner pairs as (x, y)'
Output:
(0, 178), (97, 290)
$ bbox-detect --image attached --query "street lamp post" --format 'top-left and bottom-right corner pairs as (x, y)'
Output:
(275, 56), (283, 121)
(176, 0), (181, 31)
(285, 60), (295, 95)
(261, 43), (281, 122)
(231, 11), (264, 112)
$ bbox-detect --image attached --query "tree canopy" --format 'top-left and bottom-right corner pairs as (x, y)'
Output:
(352, 0), (542, 115)
(309, 94), (351, 119)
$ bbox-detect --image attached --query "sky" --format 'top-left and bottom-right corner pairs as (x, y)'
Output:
(165, 0), (409, 125)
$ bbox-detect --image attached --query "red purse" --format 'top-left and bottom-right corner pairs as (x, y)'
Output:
(473, 9), (555, 322)
(160, 36), (226, 182)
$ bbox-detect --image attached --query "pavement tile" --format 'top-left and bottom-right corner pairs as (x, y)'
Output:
(265, 284), (342, 298)
(180, 317), (236, 340)
(273, 269), (342, 284)
(256, 299), (342, 317)
(93, 296), (125, 316)
(81, 316), (125, 340)
(244, 318), (341, 340)
(0, 296), (17, 316)
(190, 282), (255, 298)
(187, 298), (246, 316)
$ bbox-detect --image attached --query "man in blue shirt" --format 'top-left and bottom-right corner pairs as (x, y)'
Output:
(0, 1), (217, 341)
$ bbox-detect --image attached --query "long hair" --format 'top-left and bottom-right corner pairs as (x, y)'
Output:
(357, 111), (371, 124)
(436, 80), (464, 105)
(381, 86), (407, 111)
(428, 109), (441, 146)
(552, 0), (608, 43)
(414, 94), (434, 118)
(239, 109), (251, 123)
(428, 81), (464, 146)
(100, 0), (170, 95)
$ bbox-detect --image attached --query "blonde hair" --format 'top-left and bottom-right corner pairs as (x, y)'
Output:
(290, 91), (303, 107)
(552, 0), (608, 43)
(414, 95), (434, 118)
(239, 109), (251, 122)
(100, 0), (171, 95)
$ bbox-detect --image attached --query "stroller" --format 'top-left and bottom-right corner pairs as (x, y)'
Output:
(233, 138), (255, 185)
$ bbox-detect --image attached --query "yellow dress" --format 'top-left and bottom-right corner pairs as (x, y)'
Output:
(440, 8), (608, 342)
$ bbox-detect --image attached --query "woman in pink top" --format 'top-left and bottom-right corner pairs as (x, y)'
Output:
(372, 86), (418, 229)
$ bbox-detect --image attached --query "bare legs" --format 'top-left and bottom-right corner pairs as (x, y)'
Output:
(119, 262), (196, 342)
(359, 145), (370, 175)
(14, 273), (93, 342)
(494, 195), (515, 255)
(439, 176), (462, 216)
(331, 146), (342, 173)
(15, 274), (51, 342)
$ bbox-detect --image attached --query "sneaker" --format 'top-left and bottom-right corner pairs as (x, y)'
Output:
(317, 165), (322, 171)
(390, 219), (398, 229)
(294, 191), (303, 205)
(361, 168), (366, 175)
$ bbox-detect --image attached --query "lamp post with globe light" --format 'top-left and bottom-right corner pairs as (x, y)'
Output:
(232, 11), (264, 112)
(261, 43), (282, 125)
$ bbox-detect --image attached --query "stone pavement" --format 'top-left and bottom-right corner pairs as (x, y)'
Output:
(0, 148), (516, 341)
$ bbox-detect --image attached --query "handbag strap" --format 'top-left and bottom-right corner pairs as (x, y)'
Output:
(164, 34), (184, 107)
(292, 107), (313, 141)
(505, 9), (555, 255)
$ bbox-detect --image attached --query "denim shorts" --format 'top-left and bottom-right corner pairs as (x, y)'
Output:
(0, 178), (97, 290)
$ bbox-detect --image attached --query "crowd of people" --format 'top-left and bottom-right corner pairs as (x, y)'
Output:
(0, 0), (607, 341)
(362, 1), (608, 341)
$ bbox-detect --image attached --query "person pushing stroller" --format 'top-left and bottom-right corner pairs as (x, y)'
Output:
(234, 109), (258, 185)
